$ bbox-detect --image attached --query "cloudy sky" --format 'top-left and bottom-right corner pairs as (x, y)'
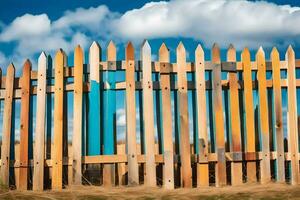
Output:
(0, 0), (296, 147)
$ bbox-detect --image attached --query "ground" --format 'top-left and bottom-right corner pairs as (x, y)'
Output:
(1, 183), (300, 200)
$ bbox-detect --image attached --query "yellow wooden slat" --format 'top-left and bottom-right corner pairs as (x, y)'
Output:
(271, 47), (285, 182)
(52, 49), (65, 190)
(212, 44), (226, 187)
(256, 47), (271, 184)
(159, 43), (174, 189)
(227, 45), (243, 186)
(286, 45), (299, 185)
(176, 42), (192, 188)
(125, 42), (139, 186)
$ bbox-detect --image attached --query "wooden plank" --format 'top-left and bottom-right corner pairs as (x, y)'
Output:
(271, 47), (285, 182)
(194, 44), (209, 187)
(227, 45), (243, 186)
(33, 52), (47, 191)
(241, 48), (257, 183)
(159, 43), (174, 189)
(103, 41), (117, 187)
(125, 42), (139, 186)
(176, 42), (192, 188)
(141, 40), (156, 187)
(18, 60), (31, 190)
(0, 64), (14, 186)
(52, 49), (65, 190)
(72, 45), (84, 185)
(286, 45), (299, 185)
(256, 47), (271, 184)
(211, 44), (226, 187)
(88, 41), (101, 156)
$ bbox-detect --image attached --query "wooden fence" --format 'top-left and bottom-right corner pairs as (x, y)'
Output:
(0, 40), (299, 191)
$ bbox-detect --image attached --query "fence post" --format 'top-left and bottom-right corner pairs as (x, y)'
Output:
(176, 42), (192, 188)
(227, 45), (243, 186)
(256, 47), (271, 184)
(286, 45), (299, 185)
(33, 52), (47, 191)
(195, 44), (209, 187)
(0, 64), (15, 186)
(18, 60), (31, 190)
(125, 42), (139, 186)
(270, 47), (285, 182)
(159, 43), (174, 189)
(141, 40), (156, 187)
(52, 49), (66, 190)
(73, 45), (84, 185)
(212, 43), (226, 187)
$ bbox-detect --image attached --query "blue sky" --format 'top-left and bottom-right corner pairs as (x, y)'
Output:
(0, 0), (298, 147)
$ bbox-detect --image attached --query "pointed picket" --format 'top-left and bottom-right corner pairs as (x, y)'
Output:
(18, 60), (31, 190)
(103, 40), (117, 187)
(125, 42), (139, 186)
(33, 52), (47, 191)
(72, 45), (84, 185)
(194, 44), (209, 187)
(227, 45), (243, 186)
(0, 64), (15, 186)
(270, 47), (285, 182)
(241, 48), (256, 183)
(52, 49), (65, 190)
(159, 43), (174, 189)
(88, 41), (101, 156)
(286, 45), (299, 185)
(176, 42), (192, 188)
(211, 43), (226, 187)
(141, 40), (156, 187)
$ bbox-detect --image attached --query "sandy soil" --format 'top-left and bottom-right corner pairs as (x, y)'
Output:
(1, 183), (300, 200)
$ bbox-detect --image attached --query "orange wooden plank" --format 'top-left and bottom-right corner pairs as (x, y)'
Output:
(241, 48), (257, 183)
(227, 45), (243, 186)
(52, 49), (65, 190)
(72, 45), (84, 185)
(286, 46), (299, 185)
(18, 60), (31, 190)
(195, 44), (209, 187)
(125, 42), (139, 186)
(0, 64), (15, 186)
(176, 42), (192, 188)
(33, 52), (47, 191)
(271, 47), (285, 182)
(141, 40), (156, 187)
(159, 43), (174, 189)
(256, 47), (271, 184)
(212, 44), (226, 187)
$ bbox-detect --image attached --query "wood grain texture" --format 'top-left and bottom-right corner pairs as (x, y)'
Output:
(286, 46), (299, 185)
(52, 49), (65, 190)
(141, 40), (156, 187)
(256, 47), (271, 184)
(212, 44), (226, 187)
(241, 48), (257, 183)
(176, 42), (192, 188)
(271, 47), (285, 182)
(159, 43), (174, 189)
(73, 45), (84, 185)
(33, 52), (47, 191)
(103, 41), (116, 187)
(0, 64), (14, 186)
(227, 45), (243, 186)
(125, 42), (139, 186)
(18, 60), (31, 190)
(88, 41), (101, 156)
(195, 44), (209, 187)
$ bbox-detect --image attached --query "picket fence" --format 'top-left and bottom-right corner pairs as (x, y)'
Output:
(0, 40), (299, 191)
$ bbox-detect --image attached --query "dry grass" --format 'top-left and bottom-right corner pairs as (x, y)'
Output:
(0, 183), (300, 200)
